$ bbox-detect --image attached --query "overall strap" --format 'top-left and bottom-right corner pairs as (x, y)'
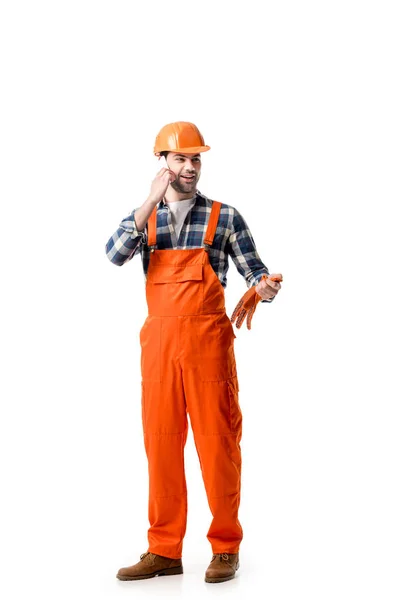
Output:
(204, 201), (221, 249)
(147, 205), (158, 249)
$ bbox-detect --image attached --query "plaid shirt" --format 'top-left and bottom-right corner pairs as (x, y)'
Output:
(105, 190), (274, 302)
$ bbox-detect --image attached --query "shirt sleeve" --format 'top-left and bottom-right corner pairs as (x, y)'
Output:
(227, 207), (275, 304)
(105, 209), (147, 266)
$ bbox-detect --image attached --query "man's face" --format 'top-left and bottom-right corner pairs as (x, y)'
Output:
(166, 152), (202, 194)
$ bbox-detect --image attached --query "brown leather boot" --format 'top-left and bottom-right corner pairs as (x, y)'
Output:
(116, 551), (183, 580)
(204, 552), (240, 583)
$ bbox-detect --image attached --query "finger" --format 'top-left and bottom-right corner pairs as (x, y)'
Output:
(268, 273), (283, 282)
(257, 281), (278, 295)
(257, 283), (278, 300)
(264, 279), (281, 291)
(263, 289), (278, 300)
(161, 169), (176, 183)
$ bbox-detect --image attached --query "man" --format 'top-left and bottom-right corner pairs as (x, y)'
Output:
(105, 121), (282, 583)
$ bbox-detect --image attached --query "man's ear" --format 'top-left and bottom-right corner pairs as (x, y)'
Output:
(155, 152), (168, 167)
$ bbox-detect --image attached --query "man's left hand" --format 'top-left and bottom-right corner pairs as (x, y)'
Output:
(255, 273), (283, 301)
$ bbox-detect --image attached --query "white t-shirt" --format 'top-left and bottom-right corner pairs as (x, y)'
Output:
(165, 196), (196, 241)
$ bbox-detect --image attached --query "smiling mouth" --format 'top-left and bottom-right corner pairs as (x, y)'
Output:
(181, 175), (195, 181)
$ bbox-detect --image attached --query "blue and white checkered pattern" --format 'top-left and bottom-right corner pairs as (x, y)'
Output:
(105, 191), (274, 302)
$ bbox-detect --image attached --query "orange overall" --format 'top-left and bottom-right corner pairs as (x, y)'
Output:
(140, 200), (243, 559)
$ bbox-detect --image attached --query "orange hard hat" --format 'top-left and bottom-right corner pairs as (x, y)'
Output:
(154, 121), (210, 155)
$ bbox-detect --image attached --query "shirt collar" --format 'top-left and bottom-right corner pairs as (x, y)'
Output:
(159, 191), (202, 210)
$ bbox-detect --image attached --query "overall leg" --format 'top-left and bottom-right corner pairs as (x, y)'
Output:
(187, 376), (243, 553)
(181, 315), (243, 554)
(140, 316), (188, 559)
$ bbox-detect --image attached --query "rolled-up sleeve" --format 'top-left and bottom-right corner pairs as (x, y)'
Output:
(105, 209), (147, 266)
(227, 207), (274, 303)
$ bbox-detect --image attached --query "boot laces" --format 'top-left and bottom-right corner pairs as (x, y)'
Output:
(140, 552), (156, 565)
(211, 552), (229, 562)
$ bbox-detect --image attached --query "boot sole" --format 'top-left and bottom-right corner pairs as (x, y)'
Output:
(205, 573), (236, 583)
(117, 565), (183, 580)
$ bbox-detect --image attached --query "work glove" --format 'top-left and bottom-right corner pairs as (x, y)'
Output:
(231, 274), (283, 330)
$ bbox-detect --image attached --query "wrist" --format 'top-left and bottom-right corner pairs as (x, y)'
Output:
(145, 195), (162, 207)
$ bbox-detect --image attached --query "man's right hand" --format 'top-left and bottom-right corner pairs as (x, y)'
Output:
(132, 169), (176, 234)
(148, 168), (176, 206)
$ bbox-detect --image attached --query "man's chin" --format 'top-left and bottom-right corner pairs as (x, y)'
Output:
(171, 182), (197, 194)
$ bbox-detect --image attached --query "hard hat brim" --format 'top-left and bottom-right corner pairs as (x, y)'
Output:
(154, 145), (211, 155)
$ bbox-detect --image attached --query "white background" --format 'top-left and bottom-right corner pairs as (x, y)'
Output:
(1, 1), (399, 598)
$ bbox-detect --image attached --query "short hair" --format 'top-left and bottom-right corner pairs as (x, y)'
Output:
(160, 151), (169, 159)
